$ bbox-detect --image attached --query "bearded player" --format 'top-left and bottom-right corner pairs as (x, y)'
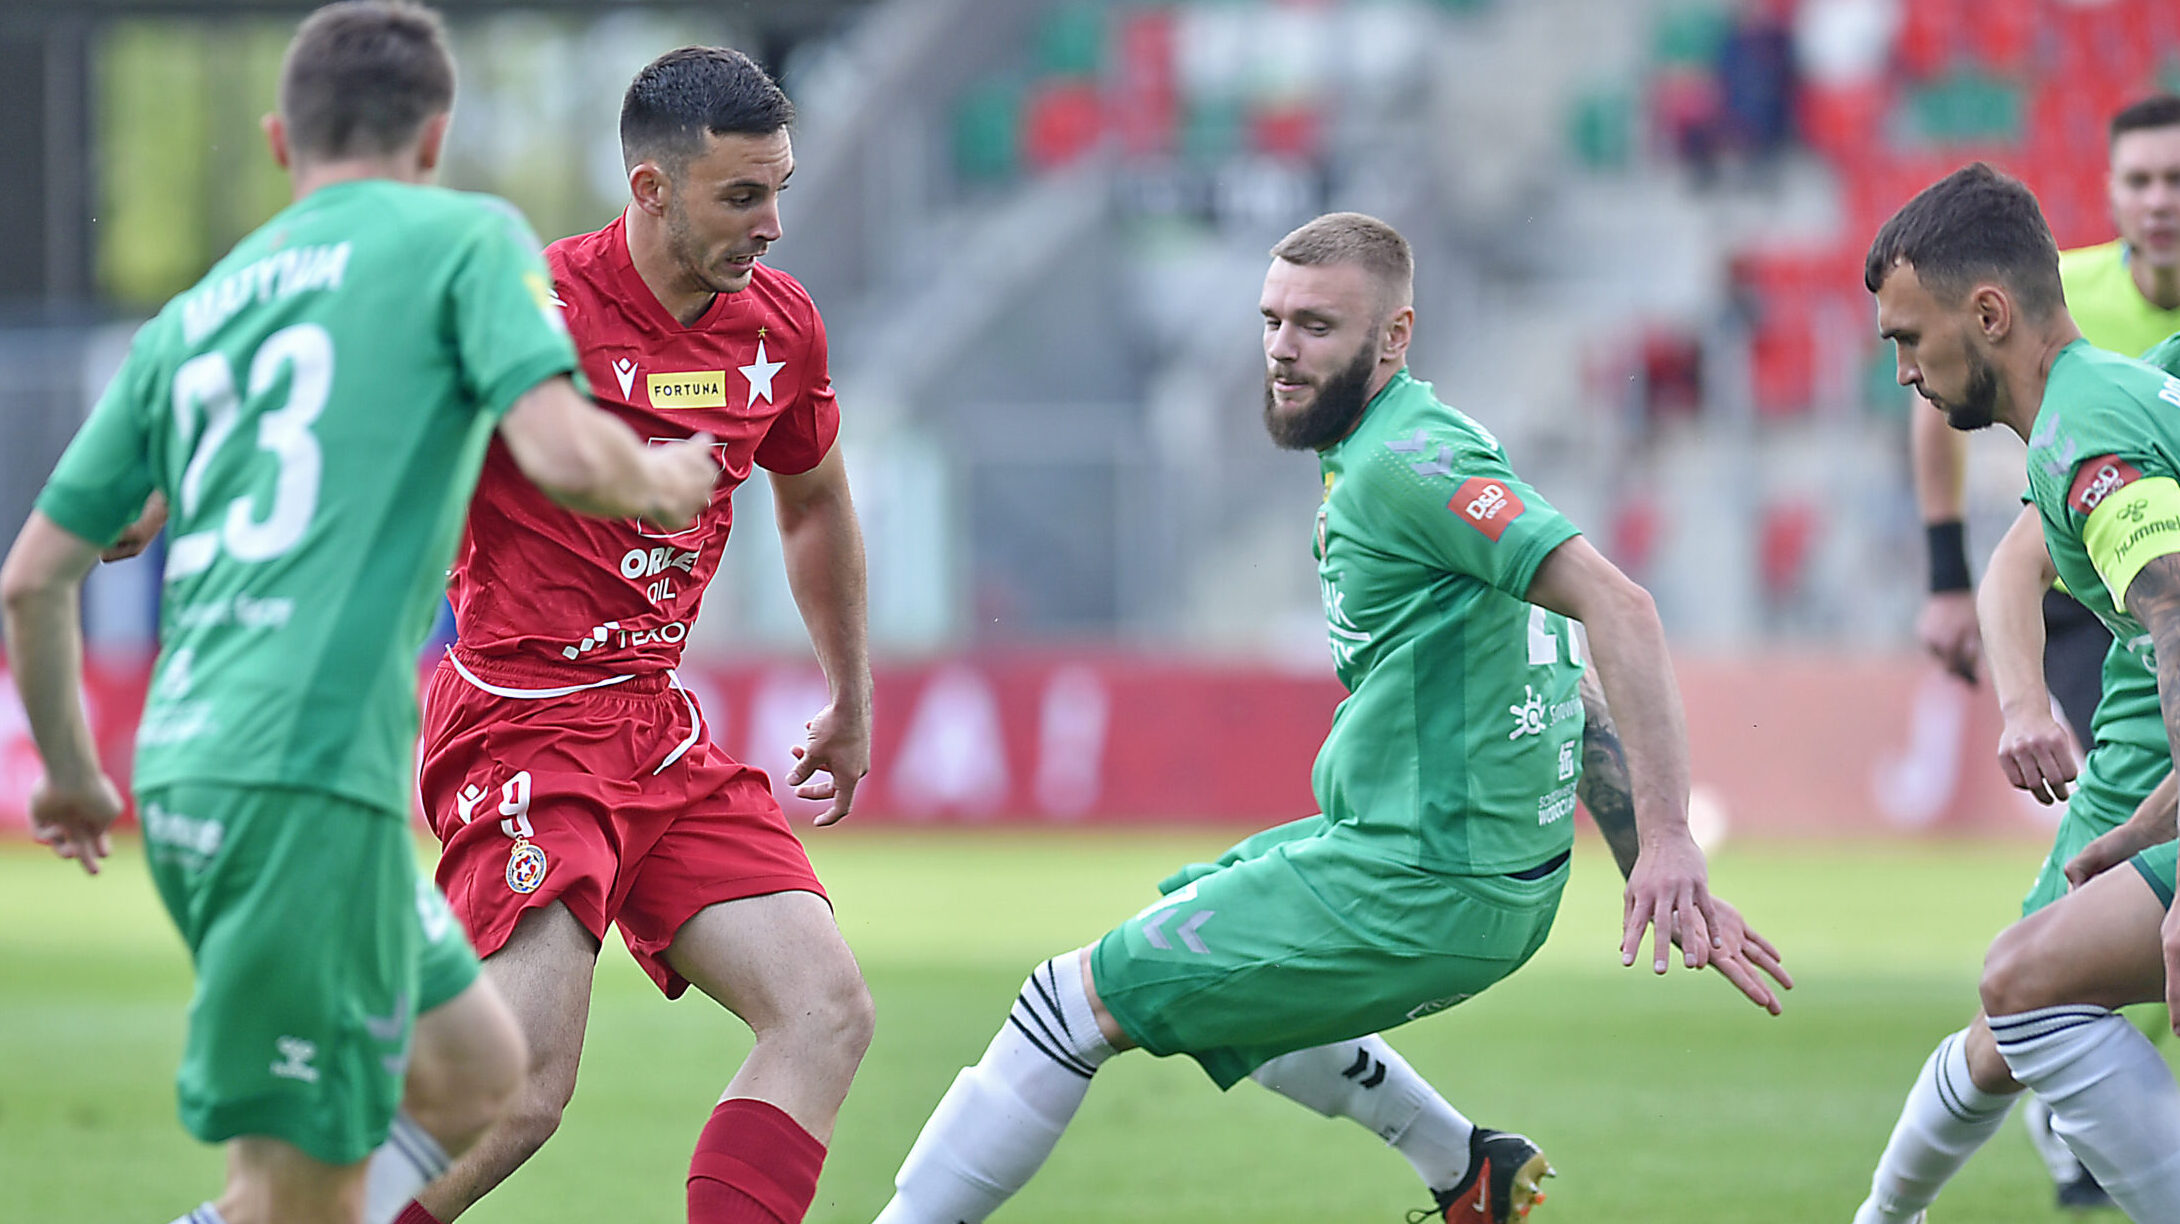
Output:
(869, 213), (1789, 1224)
(393, 47), (872, 1224)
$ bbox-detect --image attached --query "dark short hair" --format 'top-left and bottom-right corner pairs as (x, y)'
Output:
(619, 46), (794, 169)
(1863, 162), (2063, 319)
(2112, 95), (2180, 145)
(279, 0), (455, 161)
(1270, 212), (1414, 302)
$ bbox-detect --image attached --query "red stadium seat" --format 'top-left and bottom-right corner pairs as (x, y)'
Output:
(1759, 500), (1819, 597)
(1892, 0), (1963, 79)
(1968, 0), (2039, 73)
(1021, 79), (1104, 171)
(1609, 495), (1664, 577)
(1796, 79), (1888, 160)
(1108, 7), (1178, 159)
(1250, 102), (1321, 160)
(1750, 308), (1816, 417)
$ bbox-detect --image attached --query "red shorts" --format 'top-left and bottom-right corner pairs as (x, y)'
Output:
(418, 648), (825, 998)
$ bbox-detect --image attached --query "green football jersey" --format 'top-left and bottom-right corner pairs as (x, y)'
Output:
(36, 179), (576, 815)
(2023, 341), (2180, 758)
(1312, 369), (1584, 874)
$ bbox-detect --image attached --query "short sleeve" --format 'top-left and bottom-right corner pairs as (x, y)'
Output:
(448, 199), (579, 420)
(754, 302), (840, 475)
(2075, 456), (2180, 612)
(36, 338), (158, 548)
(2144, 331), (2180, 371)
(1367, 438), (1580, 597)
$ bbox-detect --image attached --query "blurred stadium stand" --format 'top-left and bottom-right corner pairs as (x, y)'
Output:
(6, 0), (2180, 831)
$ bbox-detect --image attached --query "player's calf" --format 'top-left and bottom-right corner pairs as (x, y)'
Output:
(365, 979), (528, 1222)
(1249, 1034), (1484, 1197)
(400, 979), (528, 1156)
(873, 950), (1118, 1224)
(210, 1135), (371, 1224)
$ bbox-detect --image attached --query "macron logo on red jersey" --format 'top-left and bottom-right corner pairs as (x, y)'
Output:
(2069, 455), (2144, 515)
(1452, 477), (1524, 541)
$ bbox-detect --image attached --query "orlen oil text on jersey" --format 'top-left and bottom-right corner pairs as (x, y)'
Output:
(621, 545), (699, 603)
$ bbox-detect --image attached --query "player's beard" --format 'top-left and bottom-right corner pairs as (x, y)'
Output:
(1939, 345), (2002, 431)
(663, 194), (755, 298)
(1264, 339), (1378, 451)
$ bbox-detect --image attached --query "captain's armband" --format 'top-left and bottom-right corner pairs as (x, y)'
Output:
(2083, 474), (2180, 613)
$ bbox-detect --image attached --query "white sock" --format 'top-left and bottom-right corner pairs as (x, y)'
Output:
(2019, 1094), (2085, 1185)
(875, 951), (1117, 1224)
(365, 1112), (450, 1224)
(168, 1205), (228, 1224)
(1249, 1034), (1476, 1192)
(1994, 1006), (2180, 1219)
(1853, 1029), (2016, 1224)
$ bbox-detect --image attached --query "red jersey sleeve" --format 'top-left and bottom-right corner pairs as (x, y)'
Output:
(754, 283), (839, 475)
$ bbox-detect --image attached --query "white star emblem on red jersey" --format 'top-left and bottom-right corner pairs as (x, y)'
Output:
(739, 339), (785, 404)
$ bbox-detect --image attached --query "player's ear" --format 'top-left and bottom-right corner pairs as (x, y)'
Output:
(627, 159), (672, 218)
(262, 113), (291, 172)
(1383, 305), (1414, 363)
(413, 111), (451, 176)
(1972, 284), (2012, 343)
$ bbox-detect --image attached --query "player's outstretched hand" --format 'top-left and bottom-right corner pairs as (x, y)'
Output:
(787, 698), (871, 827)
(1996, 705), (2076, 805)
(644, 432), (722, 533)
(1621, 831), (1715, 976)
(101, 491), (168, 563)
(1694, 895), (1792, 1015)
(1916, 590), (1981, 685)
(29, 773), (123, 876)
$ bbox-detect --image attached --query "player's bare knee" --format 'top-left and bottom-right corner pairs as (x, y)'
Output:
(495, 1076), (575, 1157)
(444, 1018), (528, 1152)
(1980, 919), (2058, 1017)
(403, 983), (531, 1152)
(805, 962), (876, 1064)
(1960, 1015), (2022, 1096)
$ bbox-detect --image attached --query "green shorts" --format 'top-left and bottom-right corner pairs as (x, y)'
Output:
(2131, 843), (2179, 907)
(2021, 738), (2169, 916)
(141, 783), (481, 1165)
(1092, 815), (1567, 1089)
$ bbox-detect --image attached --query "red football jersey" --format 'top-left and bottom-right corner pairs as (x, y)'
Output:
(447, 213), (839, 675)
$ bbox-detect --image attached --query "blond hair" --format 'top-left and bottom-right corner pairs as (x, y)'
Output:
(1270, 212), (1413, 307)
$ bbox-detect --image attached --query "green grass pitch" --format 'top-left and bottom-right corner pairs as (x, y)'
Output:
(1, 828), (2162, 1222)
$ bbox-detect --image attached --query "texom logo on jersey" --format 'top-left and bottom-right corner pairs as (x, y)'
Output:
(1452, 477), (1525, 541)
(621, 546), (699, 604)
(647, 370), (727, 409)
(616, 622), (689, 649)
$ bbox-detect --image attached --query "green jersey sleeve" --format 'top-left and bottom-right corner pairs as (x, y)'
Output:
(448, 199), (578, 420)
(36, 332), (159, 547)
(1369, 436), (1579, 597)
(2144, 331), (2180, 373)
(2071, 457), (2180, 614)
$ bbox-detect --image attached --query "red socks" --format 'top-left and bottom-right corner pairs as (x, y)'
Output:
(687, 1098), (829, 1224)
(392, 1204), (445, 1224)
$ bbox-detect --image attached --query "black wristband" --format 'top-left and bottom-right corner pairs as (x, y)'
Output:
(1926, 520), (1971, 593)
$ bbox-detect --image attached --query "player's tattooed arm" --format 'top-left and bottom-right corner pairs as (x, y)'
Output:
(2120, 551), (2180, 1023)
(2128, 553), (2180, 794)
(1574, 667), (1641, 880)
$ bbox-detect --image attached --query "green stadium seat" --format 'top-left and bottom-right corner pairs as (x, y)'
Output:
(1036, 2), (1106, 79)
(953, 81), (1022, 183)
(1570, 87), (1637, 169)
